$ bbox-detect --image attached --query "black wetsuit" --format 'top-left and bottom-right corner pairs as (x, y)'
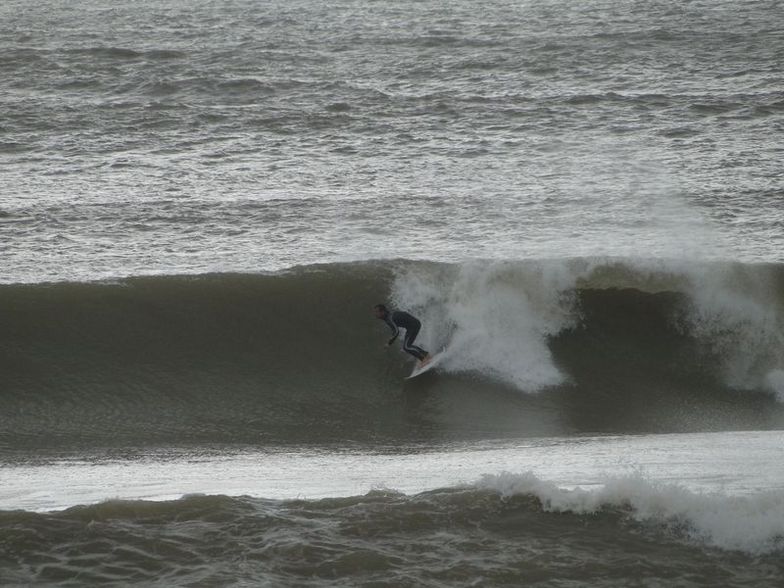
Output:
(381, 310), (429, 361)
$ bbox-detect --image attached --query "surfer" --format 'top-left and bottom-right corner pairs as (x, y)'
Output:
(374, 304), (430, 363)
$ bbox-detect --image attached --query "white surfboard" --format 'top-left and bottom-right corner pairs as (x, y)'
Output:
(406, 352), (445, 380)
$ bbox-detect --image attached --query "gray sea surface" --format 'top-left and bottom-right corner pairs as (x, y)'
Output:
(2, 0), (783, 282)
(2, 1), (784, 586)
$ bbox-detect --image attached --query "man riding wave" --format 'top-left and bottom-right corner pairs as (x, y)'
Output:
(374, 304), (431, 365)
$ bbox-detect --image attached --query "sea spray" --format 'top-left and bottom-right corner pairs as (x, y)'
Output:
(392, 257), (784, 396)
(679, 262), (784, 392)
(391, 260), (581, 390)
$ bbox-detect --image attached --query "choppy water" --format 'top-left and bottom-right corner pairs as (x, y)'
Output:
(3, 434), (784, 586)
(2, 0), (783, 282)
(2, 0), (784, 585)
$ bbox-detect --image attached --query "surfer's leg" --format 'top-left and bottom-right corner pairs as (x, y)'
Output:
(403, 326), (428, 361)
(403, 340), (427, 361)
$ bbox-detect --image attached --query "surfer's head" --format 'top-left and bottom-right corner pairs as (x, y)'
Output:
(373, 304), (388, 319)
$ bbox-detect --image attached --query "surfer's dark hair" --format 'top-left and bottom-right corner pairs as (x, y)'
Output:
(374, 304), (388, 313)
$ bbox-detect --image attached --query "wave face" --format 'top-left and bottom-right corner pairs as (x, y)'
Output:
(1, 473), (783, 586)
(3, 258), (784, 451)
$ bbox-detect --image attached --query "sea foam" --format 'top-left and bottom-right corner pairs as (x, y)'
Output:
(479, 471), (784, 555)
(391, 259), (580, 390)
(392, 257), (784, 396)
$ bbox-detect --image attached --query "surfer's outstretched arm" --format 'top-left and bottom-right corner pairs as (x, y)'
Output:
(385, 317), (399, 345)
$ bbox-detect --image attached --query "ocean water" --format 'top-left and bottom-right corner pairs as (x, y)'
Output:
(2, 0), (784, 585)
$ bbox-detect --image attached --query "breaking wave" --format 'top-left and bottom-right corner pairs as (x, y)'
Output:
(1, 472), (782, 586)
(480, 471), (784, 555)
(3, 257), (784, 450)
